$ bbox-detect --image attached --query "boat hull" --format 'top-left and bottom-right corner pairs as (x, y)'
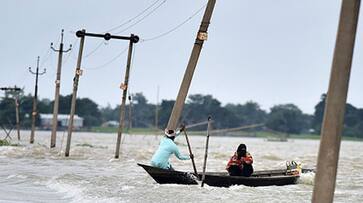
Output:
(138, 163), (198, 185)
(138, 163), (304, 187)
(201, 173), (299, 187)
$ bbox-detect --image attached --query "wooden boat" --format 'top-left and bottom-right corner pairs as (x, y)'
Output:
(199, 170), (298, 187)
(138, 163), (198, 185)
(138, 163), (312, 187)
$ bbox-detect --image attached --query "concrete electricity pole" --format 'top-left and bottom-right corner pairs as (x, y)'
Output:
(312, 1), (360, 203)
(128, 95), (132, 129)
(166, 0), (216, 131)
(65, 29), (86, 157)
(29, 56), (46, 144)
(115, 34), (139, 159)
(50, 29), (72, 148)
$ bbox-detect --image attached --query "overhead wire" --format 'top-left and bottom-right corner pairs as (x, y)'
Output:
(77, 0), (167, 60)
(86, 46), (129, 70)
(63, 37), (79, 65)
(106, 0), (163, 33)
(114, 0), (168, 34)
(141, 3), (206, 42)
(83, 40), (108, 58)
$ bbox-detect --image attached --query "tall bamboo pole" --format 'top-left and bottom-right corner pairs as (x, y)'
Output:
(183, 129), (198, 176)
(312, 1), (360, 202)
(201, 116), (212, 187)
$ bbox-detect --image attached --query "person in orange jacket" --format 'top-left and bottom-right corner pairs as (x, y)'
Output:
(226, 144), (254, 177)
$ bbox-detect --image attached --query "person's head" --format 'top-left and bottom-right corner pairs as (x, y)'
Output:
(164, 128), (176, 141)
(237, 144), (247, 158)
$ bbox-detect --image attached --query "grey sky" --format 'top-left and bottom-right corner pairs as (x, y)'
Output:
(1, 0), (362, 114)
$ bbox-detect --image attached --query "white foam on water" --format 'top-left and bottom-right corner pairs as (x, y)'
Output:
(44, 178), (85, 202)
(121, 185), (135, 191)
(298, 172), (315, 185)
(6, 174), (27, 179)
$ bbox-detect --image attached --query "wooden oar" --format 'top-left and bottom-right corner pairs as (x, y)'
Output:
(201, 116), (212, 187)
(183, 128), (198, 176)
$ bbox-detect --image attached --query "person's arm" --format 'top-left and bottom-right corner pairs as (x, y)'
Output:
(173, 145), (190, 160)
(244, 153), (253, 164)
(226, 156), (233, 170)
(175, 124), (185, 137)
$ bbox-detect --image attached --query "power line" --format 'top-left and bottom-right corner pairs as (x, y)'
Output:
(114, 0), (168, 34)
(106, 0), (163, 33)
(141, 3), (206, 42)
(80, 1), (166, 59)
(63, 37), (79, 65)
(83, 40), (108, 58)
(86, 46), (129, 70)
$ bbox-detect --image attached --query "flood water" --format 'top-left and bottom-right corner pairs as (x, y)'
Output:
(0, 130), (362, 203)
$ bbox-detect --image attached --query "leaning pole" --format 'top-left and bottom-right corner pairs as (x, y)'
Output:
(166, 0), (216, 131)
(312, 1), (360, 203)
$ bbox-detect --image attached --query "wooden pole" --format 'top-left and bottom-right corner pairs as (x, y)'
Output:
(128, 95), (132, 129)
(312, 1), (360, 202)
(201, 116), (212, 187)
(65, 30), (85, 157)
(166, 0), (216, 131)
(115, 35), (135, 159)
(183, 129), (198, 176)
(29, 56), (46, 144)
(155, 85), (159, 130)
(51, 29), (71, 148)
(14, 96), (20, 140)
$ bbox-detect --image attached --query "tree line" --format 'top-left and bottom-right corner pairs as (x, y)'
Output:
(0, 91), (362, 138)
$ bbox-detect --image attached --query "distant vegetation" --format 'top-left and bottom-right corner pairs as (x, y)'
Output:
(0, 90), (362, 138)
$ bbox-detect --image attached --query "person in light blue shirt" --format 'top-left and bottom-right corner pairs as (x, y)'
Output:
(151, 126), (190, 170)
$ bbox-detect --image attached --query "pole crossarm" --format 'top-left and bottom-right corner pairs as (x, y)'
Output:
(75, 30), (139, 43)
(51, 29), (72, 53)
(0, 87), (21, 91)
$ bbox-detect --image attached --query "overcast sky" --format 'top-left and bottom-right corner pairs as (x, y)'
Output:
(1, 0), (362, 114)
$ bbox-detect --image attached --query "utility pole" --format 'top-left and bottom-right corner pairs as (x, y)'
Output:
(64, 30), (139, 157)
(65, 29), (86, 157)
(0, 86), (21, 140)
(155, 85), (159, 130)
(128, 94), (132, 129)
(29, 56), (46, 144)
(50, 29), (72, 148)
(115, 35), (139, 158)
(312, 1), (360, 203)
(166, 0), (216, 131)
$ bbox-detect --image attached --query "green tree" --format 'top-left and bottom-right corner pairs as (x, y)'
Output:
(225, 101), (267, 125)
(266, 104), (307, 134)
(131, 93), (154, 128)
(312, 93), (363, 138)
(158, 100), (174, 129)
(183, 94), (238, 129)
